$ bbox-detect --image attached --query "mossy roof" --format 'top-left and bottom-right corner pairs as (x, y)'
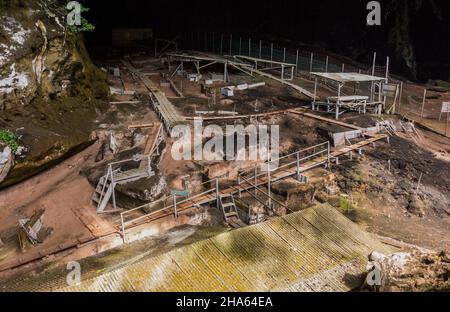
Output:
(55, 204), (391, 292)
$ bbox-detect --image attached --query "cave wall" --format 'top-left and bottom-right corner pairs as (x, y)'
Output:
(85, 0), (450, 80)
(0, 0), (109, 187)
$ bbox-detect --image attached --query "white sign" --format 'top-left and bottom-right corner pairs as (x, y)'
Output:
(67, 1), (82, 26)
(367, 1), (382, 26)
(441, 102), (450, 113)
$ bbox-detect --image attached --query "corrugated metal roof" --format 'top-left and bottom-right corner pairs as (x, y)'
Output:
(311, 72), (385, 83)
(54, 204), (391, 292)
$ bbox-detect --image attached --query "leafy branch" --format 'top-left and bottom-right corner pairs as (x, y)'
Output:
(0, 129), (18, 153)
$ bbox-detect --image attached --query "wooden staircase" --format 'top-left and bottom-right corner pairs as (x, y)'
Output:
(92, 175), (114, 214)
(219, 194), (246, 228)
(93, 162), (156, 214)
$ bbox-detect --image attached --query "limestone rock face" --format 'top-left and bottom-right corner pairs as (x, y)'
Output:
(0, 143), (13, 184)
(0, 0), (109, 187)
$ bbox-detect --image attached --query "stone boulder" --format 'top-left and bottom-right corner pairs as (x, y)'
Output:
(0, 143), (13, 184)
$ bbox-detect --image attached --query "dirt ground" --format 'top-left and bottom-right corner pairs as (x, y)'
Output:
(0, 52), (449, 288)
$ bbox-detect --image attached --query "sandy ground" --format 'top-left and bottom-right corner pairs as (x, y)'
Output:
(1, 53), (449, 283)
(0, 143), (115, 271)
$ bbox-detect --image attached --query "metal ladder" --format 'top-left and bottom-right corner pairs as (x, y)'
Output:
(92, 174), (113, 213)
(219, 194), (246, 228)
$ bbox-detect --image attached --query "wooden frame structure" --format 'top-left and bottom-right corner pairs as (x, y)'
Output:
(311, 72), (385, 119)
(164, 52), (252, 83)
(233, 55), (296, 81)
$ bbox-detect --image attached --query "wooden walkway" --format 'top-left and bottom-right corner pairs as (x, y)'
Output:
(120, 59), (184, 130)
(121, 134), (387, 230)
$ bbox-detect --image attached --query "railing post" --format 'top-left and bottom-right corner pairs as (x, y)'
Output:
(239, 37), (242, 55)
(327, 141), (331, 169)
(267, 156), (272, 212)
(259, 40), (262, 59)
(173, 195), (177, 220)
(238, 174), (241, 198)
(229, 34), (233, 55)
(111, 167), (117, 210)
(254, 167), (257, 196)
(296, 152), (300, 181)
(216, 178), (220, 208)
(295, 50), (299, 75)
(270, 43), (273, 66)
(121, 213), (126, 244)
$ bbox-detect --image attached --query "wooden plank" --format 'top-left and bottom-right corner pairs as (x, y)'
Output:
(110, 101), (141, 105)
(128, 123), (157, 129)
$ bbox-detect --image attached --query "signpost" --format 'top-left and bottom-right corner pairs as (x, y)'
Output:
(439, 102), (450, 120)
(441, 102), (450, 136)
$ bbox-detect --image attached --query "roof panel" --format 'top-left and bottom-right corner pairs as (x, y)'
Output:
(311, 72), (386, 83)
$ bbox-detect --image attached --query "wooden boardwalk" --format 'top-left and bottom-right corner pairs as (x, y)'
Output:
(121, 134), (387, 230)
(120, 59), (184, 130)
(54, 204), (393, 292)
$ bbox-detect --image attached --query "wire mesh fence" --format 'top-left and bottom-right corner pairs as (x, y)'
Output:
(176, 32), (450, 137)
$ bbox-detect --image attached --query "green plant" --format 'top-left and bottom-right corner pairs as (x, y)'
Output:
(67, 4), (95, 33)
(0, 129), (18, 153)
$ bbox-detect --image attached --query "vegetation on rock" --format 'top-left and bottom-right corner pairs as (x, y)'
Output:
(0, 129), (18, 153)
(67, 4), (95, 33)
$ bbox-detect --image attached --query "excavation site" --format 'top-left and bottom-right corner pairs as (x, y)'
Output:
(0, 0), (449, 294)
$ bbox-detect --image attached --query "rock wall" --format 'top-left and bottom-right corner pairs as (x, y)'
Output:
(0, 0), (109, 187)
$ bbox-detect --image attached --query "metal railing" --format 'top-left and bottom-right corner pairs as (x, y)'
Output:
(238, 141), (330, 184)
(119, 142), (331, 242)
(120, 177), (221, 242)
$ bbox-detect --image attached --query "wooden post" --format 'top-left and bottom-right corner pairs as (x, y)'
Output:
(371, 52), (377, 101)
(385, 56), (390, 83)
(296, 50), (299, 75)
(173, 195), (177, 220)
(239, 37), (242, 55)
(372, 52), (377, 75)
(248, 38), (251, 56)
(237, 175), (241, 198)
(270, 43), (273, 66)
(398, 82), (404, 114)
(313, 77), (318, 106)
(259, 40), (262, 59)
(309, 53), (314, 78)
(254, 167), (257, 196)
(120, 213), (126, 243)
(336, 83), (342, 120)
(416, 173), (423, 194)
(446, 112), (449, 137)
(421, 89), (427, 122)
(283, 48), (286, 63)
(267, 154), (272, 211)
(325, 56), (329, 73)
(229, 34), (233, 55)
(216, 178), (220, 209)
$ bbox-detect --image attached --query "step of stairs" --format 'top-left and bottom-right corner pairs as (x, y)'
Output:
(219, 194), (243, 226)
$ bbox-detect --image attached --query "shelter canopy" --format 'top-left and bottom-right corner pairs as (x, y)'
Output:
(311, 72), (385, 83)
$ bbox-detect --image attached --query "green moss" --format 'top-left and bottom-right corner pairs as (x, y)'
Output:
(67, 4), (96, 33)
(339, 194), (353, 214)
(0, 129), (18, 153)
